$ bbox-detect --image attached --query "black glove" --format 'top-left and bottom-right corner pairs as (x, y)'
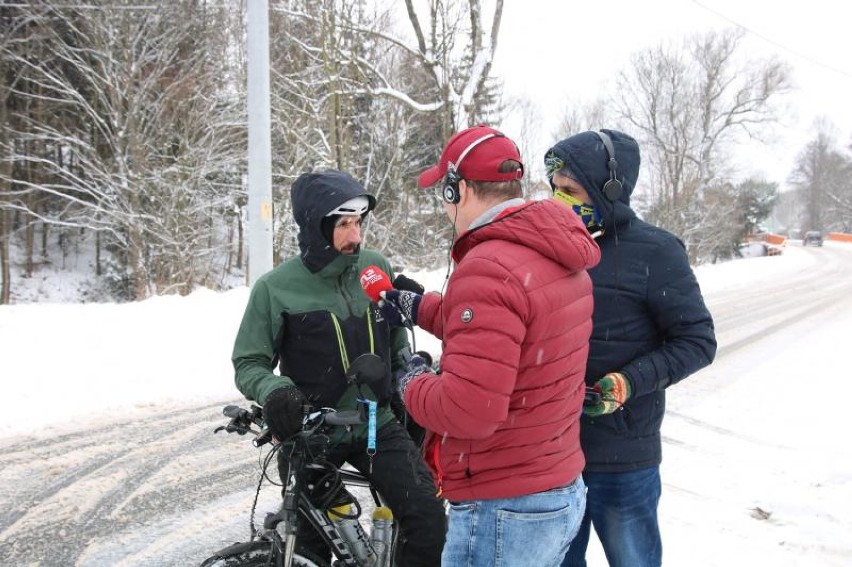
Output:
(381, 289), (422, 328)
(263, 386), (307, 440)
(392, 273), (425, 294)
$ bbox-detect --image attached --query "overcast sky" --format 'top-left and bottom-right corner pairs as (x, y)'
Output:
(489, 0), (852, 188)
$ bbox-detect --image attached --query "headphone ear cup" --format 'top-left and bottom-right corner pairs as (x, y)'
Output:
(443, 184), (459, 204)
(595, 130), (623, 202)
(443, 170), (461, 204)
(602, 177), (623, 202)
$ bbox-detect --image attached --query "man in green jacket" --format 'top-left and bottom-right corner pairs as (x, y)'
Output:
(232, 170), (445, 565)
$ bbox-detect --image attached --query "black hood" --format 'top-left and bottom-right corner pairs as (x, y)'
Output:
(290, 170), (376, 273)
(545, 129), (641, 221)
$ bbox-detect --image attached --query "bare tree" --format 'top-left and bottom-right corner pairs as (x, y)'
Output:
(771, 189), (804, 235)
(3, 0), (511, 302)
(272, 0), (508, 157)
(1, 4), (71, 303)
(700, 177), (778, 262)
(400, 0), (504, 132)
(612, 28), (792, 262)
(789, 122), (852, 233)
(261, 0), (500, 269)
(550, 98), (612, 142)
(0, 5), (24, 304)
(1, 1), (241, 300)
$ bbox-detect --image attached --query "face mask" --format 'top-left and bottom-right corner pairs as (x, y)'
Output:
(554, 190), (602, 230)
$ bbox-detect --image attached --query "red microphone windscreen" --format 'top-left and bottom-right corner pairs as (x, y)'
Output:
(359, 265), (393, 302)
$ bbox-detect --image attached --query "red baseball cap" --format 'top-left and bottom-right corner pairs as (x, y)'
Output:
(417, 125), (524, 188)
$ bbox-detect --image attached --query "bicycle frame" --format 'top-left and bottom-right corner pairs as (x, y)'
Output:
(276, 423), (395, 566)
(210, 404), (397, 567)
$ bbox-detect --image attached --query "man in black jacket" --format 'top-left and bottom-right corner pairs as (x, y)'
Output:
(545, 130), (717, 567)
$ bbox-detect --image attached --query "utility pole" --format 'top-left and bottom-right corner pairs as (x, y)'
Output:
(246, 0), (273, 285)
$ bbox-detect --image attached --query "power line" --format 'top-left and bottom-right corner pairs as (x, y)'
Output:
(691, 0), (852, 80)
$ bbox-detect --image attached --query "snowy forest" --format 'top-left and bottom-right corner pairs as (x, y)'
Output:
(2, 0), (851, 304)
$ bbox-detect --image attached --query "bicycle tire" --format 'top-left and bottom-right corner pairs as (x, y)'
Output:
(200, 539), (330, 567)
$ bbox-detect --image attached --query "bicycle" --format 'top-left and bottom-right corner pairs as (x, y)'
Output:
(201, 354), (399, 567)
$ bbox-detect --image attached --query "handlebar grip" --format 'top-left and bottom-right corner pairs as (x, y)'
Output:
(223, 405), (245, 419)
(324, 410), (365, 426)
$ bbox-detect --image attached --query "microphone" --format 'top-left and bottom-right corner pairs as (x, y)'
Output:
(359, 265), (394, 303)
(360, 265), (413, 329)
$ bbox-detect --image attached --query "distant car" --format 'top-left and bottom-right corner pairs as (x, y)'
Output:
(803, 230), (823, 247)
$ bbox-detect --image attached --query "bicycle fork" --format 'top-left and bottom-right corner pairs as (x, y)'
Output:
(277, 454), (306, 567)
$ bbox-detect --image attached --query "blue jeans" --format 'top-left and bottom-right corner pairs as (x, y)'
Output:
(561, 466), (662, 567)
(442, 477), (586, 567)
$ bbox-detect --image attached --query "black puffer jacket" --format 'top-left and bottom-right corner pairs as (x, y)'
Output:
(546, 130), (717, 472)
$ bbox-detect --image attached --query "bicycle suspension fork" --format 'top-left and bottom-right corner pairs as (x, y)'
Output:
(278, 452), (304, 567)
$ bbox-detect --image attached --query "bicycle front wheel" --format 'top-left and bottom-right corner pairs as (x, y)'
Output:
(200, 539), (330, 567)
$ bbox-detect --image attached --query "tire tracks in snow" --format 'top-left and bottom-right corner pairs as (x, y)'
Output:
(0, 400), (257, 565)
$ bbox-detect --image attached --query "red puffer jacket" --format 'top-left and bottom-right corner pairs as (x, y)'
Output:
(405, 198), (600, 500)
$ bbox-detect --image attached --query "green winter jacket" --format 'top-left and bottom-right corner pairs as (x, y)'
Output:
(232, 171), (409, 442)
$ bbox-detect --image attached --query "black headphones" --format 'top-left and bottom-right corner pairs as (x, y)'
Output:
(443, 133), (499, 204)
(595, 130), (623, 202)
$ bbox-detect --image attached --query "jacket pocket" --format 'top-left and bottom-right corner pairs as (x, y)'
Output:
(589, 410), (630, 435)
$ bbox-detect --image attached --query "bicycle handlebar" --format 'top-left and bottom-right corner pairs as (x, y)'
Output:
(314, 409), (365, 427)
(215, 404), (367, 446)
(216, 353), (387, 444)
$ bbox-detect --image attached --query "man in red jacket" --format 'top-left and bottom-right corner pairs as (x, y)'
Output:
(381, 125), (601, 565)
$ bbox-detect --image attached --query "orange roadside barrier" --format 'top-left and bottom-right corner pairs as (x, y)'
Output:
(827, 232), (852, 243)
(764, 233), (786, 246)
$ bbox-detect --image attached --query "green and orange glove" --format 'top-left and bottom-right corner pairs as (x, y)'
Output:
(583, 372), (632, 417)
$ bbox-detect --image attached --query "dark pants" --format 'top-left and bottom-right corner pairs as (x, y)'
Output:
(561, 466), (662, 567)
(281, 420), (445, 566)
